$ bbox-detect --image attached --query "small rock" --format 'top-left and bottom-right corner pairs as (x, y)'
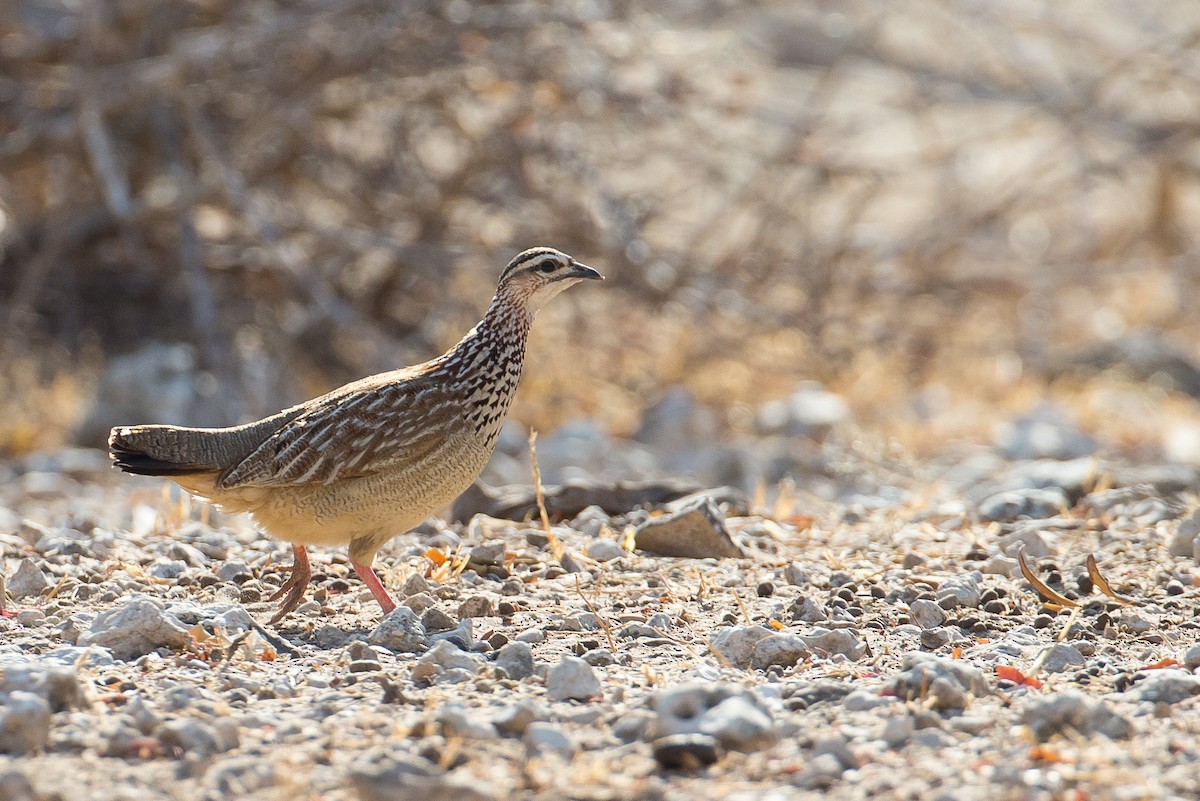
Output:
(148, 560), (188, 579)
(800, 628), (866, 660)
(400, 573), (430, 597)
(368, 608), (428, 653)
(843, 689), (893, 711)
(1129, 671), (1200, 705)
(524, 722), (576, 755)
(994, 404), (1097, 460)
(586, 539), (625, 562)
(1183, 643), (1200, 671)
(156, 718), (239, 757)
(495, 641), (535, 680)
(1021, 691), (1132, 741)
(16, 610), (44, 627)
(216, 561), (251, 582)
(78, 596), (192, 660)
(1168, 514), (1200, 558)
(750, 634), (810, 671)
(998, 528), (1051, 558)
(757, 382), (849, 440)
(0, 692), (51, 754)
(981, 488), (1068, 523)
(8, 560), (48, 600)
(649, 683), (775, 752)
(437, 705), (498, 740)
(652, 734), (721, 769)
(493, 701), (542, 736)
(457, 596), (495, 618)
(910, 599), (946, 629)
(881, 715), (915, 749)
(981, 554), (1019, 577)
(348, 750), (496, 801)
(1041, 643), (1086, 673)
(698, 697), (777, 752)
(545, 656), (601, 701)
(0, 770), (39, 801)
(789, 597), (828, 623)
(634, 499), (744, 559)
(889, 653), (989, 711)
(709, 625), (773, 668)
(413, 641), (485, 682)
(938, 573), (981, 608)
(402, 593), (436, 614)
(420, 608), (456, 633)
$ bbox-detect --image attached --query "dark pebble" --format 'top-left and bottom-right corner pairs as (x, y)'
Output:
(983, 600), (1007, 615)
(328, 579), (351, 593)
(497, 601), (517, 617)
(757, 582), (775, 598)
(1033, 614), (1053, 629)
(239, 588), (261, 604)
(1166, 580), (1185, 596)
(653, 734), (721, 769)
(349, 660), (382, 673)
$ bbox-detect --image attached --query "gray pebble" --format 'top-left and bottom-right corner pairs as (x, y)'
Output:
(790, 597), (829, 623)
(982, 488), (1068, 524)
(495, 641), (535, 681)
(515, 629), (546, 644)
(801, 628), (866, 660)
(698, 696), (777, 752)
(586, 539), (625, 562)
(889, 653), (989, 711)
(148, 560), (187, 579)
(652, 733), (721, 769)
(156, 718), (240, 757)
(216, 562), (251, 582)
(420, 607), (456, 633)
(457, 595), (495, 618)
(1021, 691), (1132, 741)
(750, 633), (810, 671)
(524, 721), (576, 755)
(545, 656), (601, 701)
(709, 625), (773, 668)
(1183, 643), (1200, 671)
(0, 692), (51, 754)
(493, 701), (542, 737)
(78, 596), (192, 660)
(1041, 643), (1085, 673)
(1129, 671), (1200, 705)
(910, 599), (946, 629)
(8, 559), (48, 600)
(368, 607), (428, 653)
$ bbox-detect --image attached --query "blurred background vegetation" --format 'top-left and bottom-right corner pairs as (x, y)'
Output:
(3, 0), (1200, 477)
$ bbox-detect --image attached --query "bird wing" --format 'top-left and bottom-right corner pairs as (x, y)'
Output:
(217, 370), (455, 489)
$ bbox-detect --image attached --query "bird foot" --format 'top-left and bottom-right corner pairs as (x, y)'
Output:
(266, 545), (312, 626)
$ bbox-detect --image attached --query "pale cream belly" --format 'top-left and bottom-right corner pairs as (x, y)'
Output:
(185, 431), (495, 549)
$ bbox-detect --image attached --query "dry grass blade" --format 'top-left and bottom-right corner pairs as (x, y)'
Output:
(1018, 549), (1079, 608)
(1086, 555), (1140, 607)
(574, 574), (617, 653)
(528, 430), (564, 562)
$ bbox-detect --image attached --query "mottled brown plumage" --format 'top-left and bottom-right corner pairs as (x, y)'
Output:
(110, 247), (602, 623)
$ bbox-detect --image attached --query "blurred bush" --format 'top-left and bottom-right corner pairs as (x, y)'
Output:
(2, 0), (1199, 454)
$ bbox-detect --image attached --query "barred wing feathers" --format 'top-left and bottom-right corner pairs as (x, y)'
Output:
(217, 369), (454, 489)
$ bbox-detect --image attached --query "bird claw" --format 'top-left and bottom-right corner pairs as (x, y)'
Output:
(264, 545), (311, 625)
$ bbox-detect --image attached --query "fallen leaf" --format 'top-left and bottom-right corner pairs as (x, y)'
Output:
(996, 665), (1043, 689)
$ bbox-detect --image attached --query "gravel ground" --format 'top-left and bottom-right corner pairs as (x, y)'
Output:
(3, 446), (1200, 800)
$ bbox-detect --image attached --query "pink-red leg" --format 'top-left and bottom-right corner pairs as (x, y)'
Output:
(266, 544), (311, 625)
(351, 560), (397, 614)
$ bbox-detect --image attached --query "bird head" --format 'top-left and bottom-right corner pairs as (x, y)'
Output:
(496, 247), (604, 310)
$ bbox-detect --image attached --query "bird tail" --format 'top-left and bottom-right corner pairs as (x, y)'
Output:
(108, 425), (223, 476)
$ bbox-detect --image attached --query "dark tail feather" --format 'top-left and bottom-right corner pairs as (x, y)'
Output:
(108, 425), (218, 477)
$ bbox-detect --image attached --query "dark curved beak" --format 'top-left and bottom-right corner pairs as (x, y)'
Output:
(569, 262), (604, 281)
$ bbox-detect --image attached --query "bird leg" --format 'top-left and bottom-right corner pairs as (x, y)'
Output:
(351, 560), (397, 615)
(266, 544), (311, 625)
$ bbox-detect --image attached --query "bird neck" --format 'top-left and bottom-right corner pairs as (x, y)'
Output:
(439, 291), (534, 378)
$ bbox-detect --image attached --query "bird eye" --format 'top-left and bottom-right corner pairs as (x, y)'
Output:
(536, 260), (558, 273)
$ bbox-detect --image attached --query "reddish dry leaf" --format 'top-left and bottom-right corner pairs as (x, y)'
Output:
(996, 665), (1043, 689)
(1138, 658), (1181, 671)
